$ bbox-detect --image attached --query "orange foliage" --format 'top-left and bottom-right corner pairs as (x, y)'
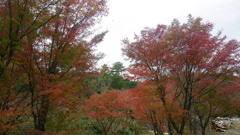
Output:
(83, 90), (131, 134)
(127, 82), (167, 133)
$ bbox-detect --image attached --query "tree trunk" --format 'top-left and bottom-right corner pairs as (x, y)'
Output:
(168, 120), (173, 135)
(190, 118), (198, 135)
(201, 128), (205, 135)
(35, 95), (50, 131)
(189, 119), (192, 133)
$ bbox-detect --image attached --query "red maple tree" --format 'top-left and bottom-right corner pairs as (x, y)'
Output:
(128, 82), (168, 135)
(122, 15), (240, 135)
(0, 0), (108, 133)
(83, 90), (131, 135)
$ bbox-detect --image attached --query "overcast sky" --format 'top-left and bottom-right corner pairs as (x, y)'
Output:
(95, 0), (240, 68)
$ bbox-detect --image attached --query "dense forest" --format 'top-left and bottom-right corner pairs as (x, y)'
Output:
(0, 0), (240, 135)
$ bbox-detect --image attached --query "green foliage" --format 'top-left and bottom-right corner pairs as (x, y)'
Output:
(110, 73), (124, 90)
(88, 62), (138, 93)
(112, 62), (125, 74)
(123, 79), (138, 90)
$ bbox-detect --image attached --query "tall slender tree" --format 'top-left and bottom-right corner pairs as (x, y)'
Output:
(0, 0), (108, 133)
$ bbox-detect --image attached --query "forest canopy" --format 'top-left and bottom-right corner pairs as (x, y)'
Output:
(0, 1), (240, 135)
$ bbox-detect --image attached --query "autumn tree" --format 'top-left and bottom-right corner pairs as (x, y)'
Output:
(22, 1), (107, 132)
(0, 0), (63, 133)
(0, 0), (63, 79)
(0, 0), (108, 133)
(191, 79), (240, 135)
(83, 90), (131, 135)
(122, 15), (240, 135)
(129, 82), (168, 135)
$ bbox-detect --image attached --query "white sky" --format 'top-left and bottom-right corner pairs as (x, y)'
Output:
(95, 0), (240, 68)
